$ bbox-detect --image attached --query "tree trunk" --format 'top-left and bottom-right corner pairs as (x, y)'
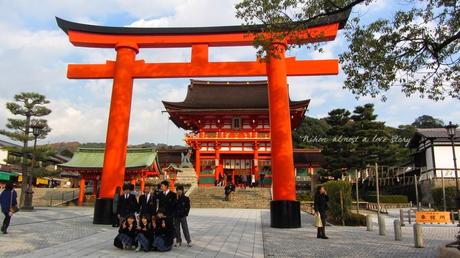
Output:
(19, 115), (31, 208)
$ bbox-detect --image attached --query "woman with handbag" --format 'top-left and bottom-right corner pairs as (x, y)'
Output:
(0, 182), (18, 234)
(314, 185), (329, 239)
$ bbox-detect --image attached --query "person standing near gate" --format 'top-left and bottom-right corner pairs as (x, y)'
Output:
(0, 182), (18, 234)
(112, 186), (121, 227)
(174, 186), (192, 247)
(158, 180), (176, 218)
(314, 186), (329, 239)
(117, 184), (139, 224)
(139, 186), (156, 217)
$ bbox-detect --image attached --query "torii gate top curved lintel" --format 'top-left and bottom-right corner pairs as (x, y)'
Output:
(57, 9), (351, 227)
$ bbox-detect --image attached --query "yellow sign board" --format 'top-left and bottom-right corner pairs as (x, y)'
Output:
(416, 211), (451, 224)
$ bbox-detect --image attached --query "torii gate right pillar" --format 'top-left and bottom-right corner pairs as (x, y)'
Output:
(266, 43), (300, 228)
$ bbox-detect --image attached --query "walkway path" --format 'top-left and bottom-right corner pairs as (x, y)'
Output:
(0, 207), (457, 257)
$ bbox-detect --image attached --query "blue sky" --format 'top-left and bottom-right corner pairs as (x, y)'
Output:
(0, 0), (458, 146)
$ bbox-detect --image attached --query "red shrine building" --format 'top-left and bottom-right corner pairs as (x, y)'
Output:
(163, 80), (318, 186)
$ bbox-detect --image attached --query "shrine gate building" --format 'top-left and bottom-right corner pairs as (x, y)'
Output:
(163, 80), (311, 186)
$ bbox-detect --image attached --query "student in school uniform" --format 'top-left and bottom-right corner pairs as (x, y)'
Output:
(151, 209), (174, 252)
(135, 214), (153, 252)
(117, 184), (139, 224)
(114, 214), (137, 250)
(139, 186), (157, 217)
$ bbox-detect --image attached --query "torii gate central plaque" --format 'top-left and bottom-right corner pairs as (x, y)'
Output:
(56, 9), (350, 227)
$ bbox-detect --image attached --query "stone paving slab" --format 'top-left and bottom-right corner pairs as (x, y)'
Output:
(1, 207), (457, 258)
(262, 211), (458, 258)
(0, 208), (264, 258)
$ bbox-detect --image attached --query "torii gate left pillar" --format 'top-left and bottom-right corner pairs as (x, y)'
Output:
(56, 10), (350, 226)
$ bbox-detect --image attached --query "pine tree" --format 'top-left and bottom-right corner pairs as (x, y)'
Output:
(0, 92), (51, 208)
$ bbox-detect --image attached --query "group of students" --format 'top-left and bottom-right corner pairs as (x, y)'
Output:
(113, 180), (191, 252)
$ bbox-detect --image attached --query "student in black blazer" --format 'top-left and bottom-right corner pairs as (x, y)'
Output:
(158, 180), (176, 218)
(117, 184), (139, 222)
(139, 186), (157, 217)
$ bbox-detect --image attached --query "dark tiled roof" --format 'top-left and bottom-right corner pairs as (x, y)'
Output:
(408, 128), (460, 148)
(0, 140), (19, 148)
(416, 128), (460, 139)
(293, 149), (323, 163)
(163, 80), (310, 110)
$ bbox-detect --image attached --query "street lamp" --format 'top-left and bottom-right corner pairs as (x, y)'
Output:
(445, 121), (459, 209)
(22, 124), (43, 210)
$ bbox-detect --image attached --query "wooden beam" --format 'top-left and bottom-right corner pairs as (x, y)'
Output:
(67, 59), (338, 79)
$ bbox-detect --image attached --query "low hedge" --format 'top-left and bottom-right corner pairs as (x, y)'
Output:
(297, 192), (313, 202)
(366, 195), (408, 203)
(432, 187), (456, 211)
(327, 213), (366, 226)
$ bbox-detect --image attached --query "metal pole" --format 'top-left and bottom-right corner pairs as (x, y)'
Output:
(442, 170), (447, 211)
(375, 162), (380, 216)
(356, 170), (360, 214)
(451, 137), (459, 210)
(400, 209), (405, 226)
(340, 189), (345, 226)
(414, 175), (419, 211)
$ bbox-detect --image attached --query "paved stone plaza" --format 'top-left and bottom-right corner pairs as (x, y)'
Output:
(0, 207), (457, 257)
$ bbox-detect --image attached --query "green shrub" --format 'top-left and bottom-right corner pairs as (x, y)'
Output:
(345, 213), (367, 226)
(297, 192), (312, 201)
(366, 195), (408, 203)
(432, 187), (457, 211)
(322, 181), (352, 224)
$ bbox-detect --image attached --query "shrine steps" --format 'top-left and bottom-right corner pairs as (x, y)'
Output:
(189, 187), (271, 209)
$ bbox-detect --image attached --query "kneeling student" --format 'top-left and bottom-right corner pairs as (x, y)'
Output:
(135, 214), (153, 252)
(114, 214), (137, 250)
(151, 210), (174, 252)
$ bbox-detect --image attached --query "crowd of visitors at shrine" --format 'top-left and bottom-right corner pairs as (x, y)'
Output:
(113, 180), (192, 252)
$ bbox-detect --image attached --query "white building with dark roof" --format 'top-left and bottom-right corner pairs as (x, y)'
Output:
(408, 128), (460, 182)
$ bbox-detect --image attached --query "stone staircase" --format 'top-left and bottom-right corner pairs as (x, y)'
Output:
(189, 187), (271, 209)
(176, 167), (198, 187)
(12, 187), (79, 207)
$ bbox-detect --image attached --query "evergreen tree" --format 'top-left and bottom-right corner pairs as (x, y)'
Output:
(321, 109), (355, 179)
(0, 92), (51, 207)
(292, 116), (330, 148)
(411, 115), (445, 128)
(236, 0), (460, 100)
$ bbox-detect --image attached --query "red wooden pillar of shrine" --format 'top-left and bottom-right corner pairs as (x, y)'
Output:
(130, 178), (136, 187)
(253, 143), (260, 181)
(140, 176), (145, 192)
(92, 179), (98, 196)
(214, 144), (221, 183)
(266, 43), (300, 228)
(78, 177), (85, 206)
(195, 145), (201, 181)
(93, 42), (138, 224)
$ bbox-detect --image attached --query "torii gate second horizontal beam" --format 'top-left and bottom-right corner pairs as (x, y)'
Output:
(68, 58), (338, 79)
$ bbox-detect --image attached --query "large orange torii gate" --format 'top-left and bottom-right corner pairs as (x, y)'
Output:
(56, 9), (350, 227)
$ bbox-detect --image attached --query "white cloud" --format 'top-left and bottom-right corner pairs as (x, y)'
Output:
(0, 0), (458, 148)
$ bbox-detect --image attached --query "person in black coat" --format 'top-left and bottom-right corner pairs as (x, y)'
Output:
(314, 185), (329, 239)
(173, 186), (192, 247)
(117, 184), (139, 223)
(139, 186), (157, 217)
(135, 214), (153, 252)
(0, 182), (17, 234)
(152, 209), (174, 252)
(112, 186), (121, 227)
(114, 214), (137, 250)
(158, 180), (176, 218)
